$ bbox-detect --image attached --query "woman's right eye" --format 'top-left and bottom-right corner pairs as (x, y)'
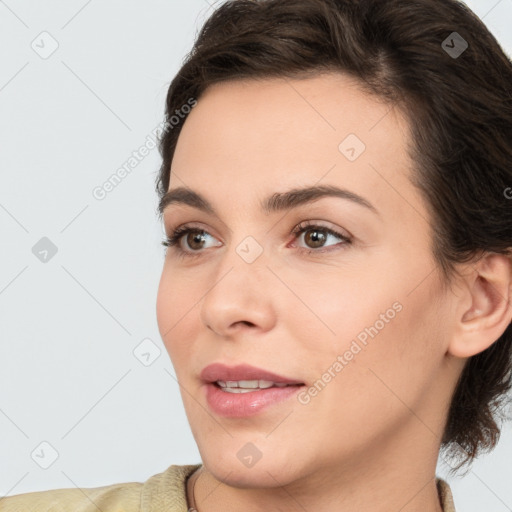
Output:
(162, 226), (221, 257)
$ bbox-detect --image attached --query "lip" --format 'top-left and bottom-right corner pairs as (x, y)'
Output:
(200, 363), (304, 385)
(200, 363), (305, 418)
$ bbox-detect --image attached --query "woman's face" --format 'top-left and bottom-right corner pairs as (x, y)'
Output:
(156, 72), (460, 487)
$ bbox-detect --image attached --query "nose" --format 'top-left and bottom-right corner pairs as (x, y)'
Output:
(200, 242), (277, 338)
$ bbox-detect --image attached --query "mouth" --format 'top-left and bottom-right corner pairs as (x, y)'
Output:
(214, 380), (303, 393)
(200, 363), (306, 417)
(200, 362), (304, 386)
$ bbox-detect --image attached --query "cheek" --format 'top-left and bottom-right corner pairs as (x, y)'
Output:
(295, 290), (444, 462)
(156, 268), (201, 364)
(323, 278), (446, 423)
(295, 256), (444, 404)
(279, 262), (400, 360)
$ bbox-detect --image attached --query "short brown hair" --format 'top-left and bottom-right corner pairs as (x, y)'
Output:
(155, 0), (512, 471)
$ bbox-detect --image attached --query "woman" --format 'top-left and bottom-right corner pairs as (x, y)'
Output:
(2, 0), (511, 510)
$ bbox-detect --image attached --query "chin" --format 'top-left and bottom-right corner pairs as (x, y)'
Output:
(204, 457), (297, 489)
(199, 439), (301, 489)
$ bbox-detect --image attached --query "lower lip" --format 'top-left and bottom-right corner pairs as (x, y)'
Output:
(204, 383), (304, 418)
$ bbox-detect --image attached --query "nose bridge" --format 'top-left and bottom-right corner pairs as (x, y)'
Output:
(200, 231), (274, 333)
(209, 232), (269, 298)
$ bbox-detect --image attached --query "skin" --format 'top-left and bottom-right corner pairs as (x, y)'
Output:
(156, 72), (512, 512)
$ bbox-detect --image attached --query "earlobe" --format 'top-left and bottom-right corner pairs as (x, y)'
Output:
(448, 253), (512, 359)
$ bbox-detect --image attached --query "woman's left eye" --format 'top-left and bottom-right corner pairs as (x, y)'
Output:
(291, 222), (352, 253)
(162, 222), (352, 257)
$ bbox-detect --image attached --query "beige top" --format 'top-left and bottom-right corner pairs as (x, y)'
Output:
(0, 463), (456, 511)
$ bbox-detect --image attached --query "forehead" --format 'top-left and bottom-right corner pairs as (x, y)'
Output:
(168, 72), (424, 223)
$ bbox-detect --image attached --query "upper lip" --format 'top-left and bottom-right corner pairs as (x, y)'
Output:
(200, 363), (304, 385)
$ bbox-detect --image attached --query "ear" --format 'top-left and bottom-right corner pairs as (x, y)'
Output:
(448, 252), (512, 358)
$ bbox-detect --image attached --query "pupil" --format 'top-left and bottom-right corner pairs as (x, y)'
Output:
(306, 229), (325, 248)
(188, 232), (204, 249)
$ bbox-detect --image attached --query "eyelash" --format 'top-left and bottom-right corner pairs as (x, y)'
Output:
(161, 221), (352, 259)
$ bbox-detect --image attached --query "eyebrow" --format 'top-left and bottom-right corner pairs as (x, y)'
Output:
(158, 184), (379, 218)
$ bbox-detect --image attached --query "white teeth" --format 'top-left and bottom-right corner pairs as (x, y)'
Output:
(222, 387), (260, 393)
(216, 379), (285, 390)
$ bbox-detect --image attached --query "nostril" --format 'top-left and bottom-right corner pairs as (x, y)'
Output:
(237, 320), (255, 327)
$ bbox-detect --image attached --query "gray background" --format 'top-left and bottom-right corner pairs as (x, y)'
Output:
(0, 1), (511, 510)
